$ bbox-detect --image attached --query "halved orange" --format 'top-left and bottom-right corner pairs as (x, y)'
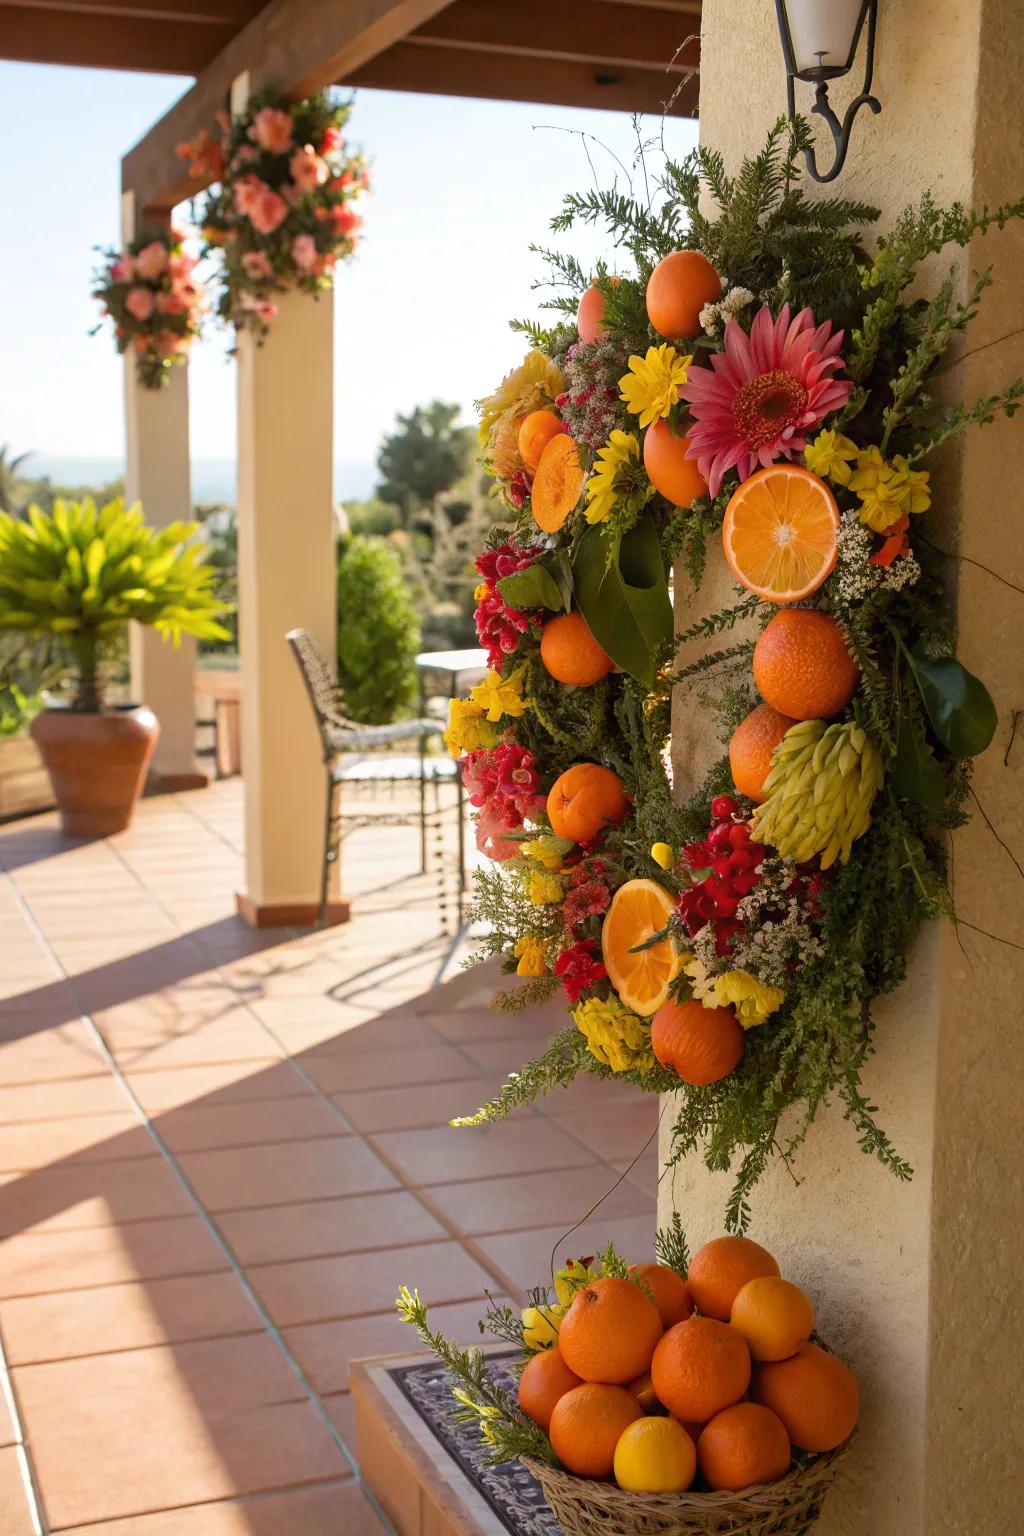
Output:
(722, 465), (839, 603)
(601, 878), (680, 1017)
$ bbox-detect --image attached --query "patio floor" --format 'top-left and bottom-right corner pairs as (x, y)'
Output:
(0, 779), (657, 1534)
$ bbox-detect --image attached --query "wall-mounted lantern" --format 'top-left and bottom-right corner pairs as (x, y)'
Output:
(774, 0), (881, 183)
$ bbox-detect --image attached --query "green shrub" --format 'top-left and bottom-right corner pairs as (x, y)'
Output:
(336, 534), (420, 724)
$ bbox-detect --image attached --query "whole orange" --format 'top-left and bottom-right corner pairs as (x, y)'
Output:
(643, 418), (708, 507)
(548, 1382), (643, 1477)
(650, 999), (744, 1086)
(650, 1317), (751, 1423)
(517, 1346), (582, 1431)
(631, 1264), (695, 1327)
(753, 1343), (860, 1452)
(730, 1276), (814, 1362)
(558, 1276), (664, 1384)
(518, 409), (563, 474)
(687, 1236), (780, 1322)
(547, 763), (629, 843)
(646, 251), (721, 339)
(729, 703), (798, 804)
(697, 1402), (791, 1491)
(752, 609), (859, 720)
(540, 612), (615, 687)
(577, 281), (611, 344)
(626, 1371), (660, 1413)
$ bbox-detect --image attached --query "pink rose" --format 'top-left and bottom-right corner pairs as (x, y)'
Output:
(289, 145), (328, 192)
(241, 250), (274, 281)
(124, 286), (155, 322)
(134, 240), (168, 281)
(331, 203), (362, 237)
(155, 291), (186, 315)
(248, 186), (289, 235)
(251, 107), (293, 155)
(233, 175), (263, 216)
(291, 233), (317, 271)
(110, 255), (135, 282)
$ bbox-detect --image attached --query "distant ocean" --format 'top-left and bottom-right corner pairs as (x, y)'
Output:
(20, 454), (378, 506)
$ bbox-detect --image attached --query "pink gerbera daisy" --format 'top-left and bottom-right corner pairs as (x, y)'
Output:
(680, 304), (851, 496)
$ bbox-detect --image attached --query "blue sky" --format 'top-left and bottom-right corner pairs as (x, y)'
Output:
(0, 62), (697, 488)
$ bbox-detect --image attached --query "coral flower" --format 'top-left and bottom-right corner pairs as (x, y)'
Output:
(251, 106), (293, 154)
(680, 303), (851, 496)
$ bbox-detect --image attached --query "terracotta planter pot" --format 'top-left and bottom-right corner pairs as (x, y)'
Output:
(30, 705), (160, 837)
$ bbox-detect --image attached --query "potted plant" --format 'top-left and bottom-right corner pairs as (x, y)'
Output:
(0, 496), (229, 836)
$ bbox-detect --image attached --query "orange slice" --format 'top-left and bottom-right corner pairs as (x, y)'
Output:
(532, 433), (585, 533)
(722, 465), (839, 603)
(601, 878), (680, 1017)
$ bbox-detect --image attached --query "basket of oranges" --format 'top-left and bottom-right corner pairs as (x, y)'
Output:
(398, 1229), (858, 1536)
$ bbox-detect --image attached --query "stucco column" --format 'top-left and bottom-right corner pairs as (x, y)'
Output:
(121, 191), (205, 790)
(663, 5), (1024, 1534)
(234, 282), (347, 925)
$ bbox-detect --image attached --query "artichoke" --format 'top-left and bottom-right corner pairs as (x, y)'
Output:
(750, 718), (884, 869)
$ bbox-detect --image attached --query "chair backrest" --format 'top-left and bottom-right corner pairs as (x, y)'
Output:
(286, 628), (347, 758)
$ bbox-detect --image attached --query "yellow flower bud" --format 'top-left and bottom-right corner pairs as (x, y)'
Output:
(650, 842), (675, 870)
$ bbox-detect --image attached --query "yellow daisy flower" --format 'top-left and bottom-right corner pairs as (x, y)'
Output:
(514, 935), (548, 976)
(619, 344), (692, 428)
(469, 666), (530, 723)
(476, 349), (565, 446)
(525, 870), (563, 905)
(443, 698), (499, 758)
(573, 994), (655, 1074)
(584, 430), (640, 524)
(804, 429), (859, 487)
(888, 456), (931, 516)
(847, 445), (889, 496)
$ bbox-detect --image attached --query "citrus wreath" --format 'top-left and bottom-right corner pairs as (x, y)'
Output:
(446, 122), (1024, 1228)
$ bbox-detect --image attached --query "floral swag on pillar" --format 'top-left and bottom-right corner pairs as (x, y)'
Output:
(444, 121), (1024, 1229)
(178, 86), (368, 339)
(93, 228), (204, 388)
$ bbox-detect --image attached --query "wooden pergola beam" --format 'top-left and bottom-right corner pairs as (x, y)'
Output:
(121, 0), (455, 210)
(347, 42), (698, 117)
(4, 0), (260, 22)
(0, 4), (237, 73)
(409, 0), (700, 73)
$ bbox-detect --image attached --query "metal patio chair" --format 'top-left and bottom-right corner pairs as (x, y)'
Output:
(287, 629), (462, 931)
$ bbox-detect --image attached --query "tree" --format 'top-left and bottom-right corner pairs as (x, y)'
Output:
(0, 445), (30, 514)
(336, 535), (420, 724)
(376, 402), (476, 520)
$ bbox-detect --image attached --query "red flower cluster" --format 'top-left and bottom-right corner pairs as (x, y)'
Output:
(461, 743), (545, 862)
(555, 940), (607, 1003)
(562, 858), (611, 933)
(677, 795), (764, 956)
(474, 542), (545, 668)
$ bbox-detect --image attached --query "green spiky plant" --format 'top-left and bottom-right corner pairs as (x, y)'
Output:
(0, 498), (230, 711)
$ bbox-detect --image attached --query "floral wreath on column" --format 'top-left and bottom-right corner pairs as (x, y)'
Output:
(446, 121), (1024, 1228)
(178, 85), (369, 338)
(92, 227), (204, 388)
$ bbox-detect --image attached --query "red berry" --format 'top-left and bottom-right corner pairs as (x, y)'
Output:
(708, 824), (733, 853)
(731, 871), (760, 896)
(727, 848), (759, 874)
(711, 795), (739, 821)
(711, 855), (735, 880)
(728, 823), (751, 849)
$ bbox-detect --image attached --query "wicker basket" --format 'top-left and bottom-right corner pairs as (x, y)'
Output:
(520, 1436), (852, 1536)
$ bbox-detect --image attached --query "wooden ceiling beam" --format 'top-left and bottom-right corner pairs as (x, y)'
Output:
(121, 0), (456, 209)
(3, 0), (259, 22)
(0, 5), (236, 73)
(409, 0), (699, 72)
(345, 40), (698, 118)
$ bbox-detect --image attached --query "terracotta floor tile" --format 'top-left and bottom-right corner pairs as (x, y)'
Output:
(550, 1101), (661, 1164)
(125, 1061), (312, 1112)
(155, 1095), (346, 1153)
(0, 1021), (107, 1083)
(0, 1076), (130, 1125)
(178, 1138), (398, 1212)
(369, 1117), (596, 1186)
(215, 1190), (447, 1267)
(0, 1157), (194, 1234)
(1, 1270), (261, 1364)
(322, 1392), (357, 1450)
(0, 1445), (35, 1536)
(0, 1214), (228, 1298)
(100, 1012), (283, 1073)
(297, 1014), (444, 1056)
(473, 1212), (657, 1298)
(422, 1005), (563, 1044)
(284, 1295), (499, 1396)
(0, 1113), (152, 1171)
(57, 1481), (392, 1536)
(457, 1037), (557, 1077)
(300, 1045), (480, 1094)
(247, 1239), (494, 1328)
(422, 1162), (657, 1238)
(333, 1077), (517, 1133)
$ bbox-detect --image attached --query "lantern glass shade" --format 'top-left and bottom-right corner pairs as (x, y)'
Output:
(782, 0), (867, 77)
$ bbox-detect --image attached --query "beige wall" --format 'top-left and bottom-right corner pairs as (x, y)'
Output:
(664, 3), (1024, 1531)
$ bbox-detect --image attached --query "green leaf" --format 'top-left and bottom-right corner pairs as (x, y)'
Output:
(908, 652), (997, 757)
(890, 714), (946, 809)
(497, 562), (566, 613)
(572, 518), (672, 689)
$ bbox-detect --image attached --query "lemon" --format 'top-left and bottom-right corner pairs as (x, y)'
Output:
(521, 1302), (566, 1351)
(613, 1416), (696, 1494)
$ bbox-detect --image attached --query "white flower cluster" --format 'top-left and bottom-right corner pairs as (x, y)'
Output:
(832, 511), (921, 607)
(879, 554), (921, 592)
(699, 286), (755, 337)
(729, 898), (824, 989)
